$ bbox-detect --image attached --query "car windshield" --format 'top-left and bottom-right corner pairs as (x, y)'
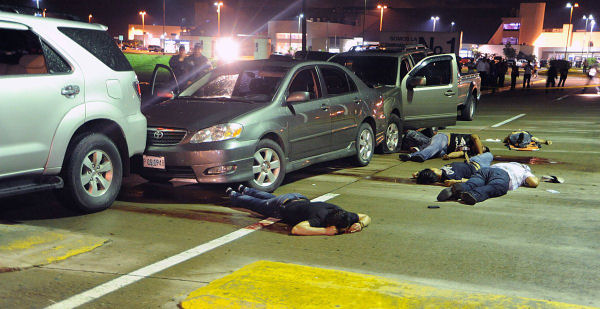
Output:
(330, 56), (398, 87)
(178, 64), (289, 102)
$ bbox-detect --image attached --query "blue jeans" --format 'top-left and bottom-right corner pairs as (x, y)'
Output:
(458, 167), (509, 202)
(230, 188), (307, 218)
(411, 133), (448, 160)
(470, 152), (493, 168)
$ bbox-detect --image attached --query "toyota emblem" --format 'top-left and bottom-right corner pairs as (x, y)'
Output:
(153, 130), (164, 139)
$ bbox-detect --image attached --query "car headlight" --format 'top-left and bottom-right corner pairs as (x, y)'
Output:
(190, 123), (243, 143)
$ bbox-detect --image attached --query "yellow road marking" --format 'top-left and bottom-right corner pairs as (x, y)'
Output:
(181, 261), (593, 308)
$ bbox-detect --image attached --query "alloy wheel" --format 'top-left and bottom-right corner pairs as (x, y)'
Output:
(252, 147), (281, 187)
(359, 129), (373, 161)
(385, 123), (399, 151)
(80, 150), (113, 197)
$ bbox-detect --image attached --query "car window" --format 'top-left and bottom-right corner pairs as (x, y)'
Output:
(40, 41), (71, 74)
(413, 60), (452, 86)
(330, 55), (397, 87)
(321, 67), (350, 96)
(179, 65), (288, 102)
(0, 28), (48, 76)
(58, 27), (132, 72)
(400, 58), (410, 81)
(288, 68), (321, 100)
(411, 52), (427, 64)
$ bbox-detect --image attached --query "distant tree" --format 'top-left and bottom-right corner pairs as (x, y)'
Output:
(503, 43), (516, 59)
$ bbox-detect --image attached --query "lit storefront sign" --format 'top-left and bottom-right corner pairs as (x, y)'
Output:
(503, 23), (521, 31)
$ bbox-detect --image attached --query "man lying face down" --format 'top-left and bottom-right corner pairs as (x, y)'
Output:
(414, 152), (494, 186)
(226, 185), (371, 236)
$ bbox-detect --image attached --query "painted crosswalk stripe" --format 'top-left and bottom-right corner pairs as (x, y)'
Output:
(491, 113), (526, 128)
(45, 193), (340, 309)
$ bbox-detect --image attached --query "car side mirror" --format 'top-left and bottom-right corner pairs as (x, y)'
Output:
(407, 76), (426, 89)
(286, 91), (310, 103)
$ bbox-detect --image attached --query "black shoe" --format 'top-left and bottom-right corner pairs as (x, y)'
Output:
(237, 184), (246, 193)
(410, 155), (425, 162)
(437, 188), (455, 201)
(460, 192), (478, 205)
(399, 154), (411, 161)
(225, 187), (234, 196)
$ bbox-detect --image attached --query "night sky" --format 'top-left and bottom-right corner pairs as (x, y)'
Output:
(3, 0), (600, 43)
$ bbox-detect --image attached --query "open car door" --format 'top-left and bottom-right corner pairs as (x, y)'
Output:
(147, 64), (180, 105)
(400, 54), (459, 129)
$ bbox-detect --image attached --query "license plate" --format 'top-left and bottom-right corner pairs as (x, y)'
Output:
(143, 155), (165, 169)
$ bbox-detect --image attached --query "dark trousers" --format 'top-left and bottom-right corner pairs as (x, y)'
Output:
(458, 167), (510, 203)
(230, 188), (306, 218)
(546, 77), (556, 92)
(510, 75), (518, 90)
(558, 75), (567, 87)
(523, 74), (531, 88)
(498, 74), (506, 87)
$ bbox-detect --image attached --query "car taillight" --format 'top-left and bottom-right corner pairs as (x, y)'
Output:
(133, 81), (141, 99)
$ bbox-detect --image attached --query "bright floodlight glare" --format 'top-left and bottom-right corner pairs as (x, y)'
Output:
(451, 21), (455, 25)
(216, 37), (239, 63)
(566, 3), (572, 8)
(430, 16), (439, 20)
(299, 13), (304, 18)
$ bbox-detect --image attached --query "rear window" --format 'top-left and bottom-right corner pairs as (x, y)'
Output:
(58, 27), (132, 71)
(330, 56), (397, 87)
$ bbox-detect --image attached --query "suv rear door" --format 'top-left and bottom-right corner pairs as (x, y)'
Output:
(0, 23), (84, 176)
(401, 54), (458, 128)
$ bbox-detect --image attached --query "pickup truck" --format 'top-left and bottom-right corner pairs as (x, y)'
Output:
(329, 48), (481, 153)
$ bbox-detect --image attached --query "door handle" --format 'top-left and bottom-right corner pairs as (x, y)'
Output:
(321, 104), (329, 111)
(61, 85), (80, 98)
(444, 90), (456, 96)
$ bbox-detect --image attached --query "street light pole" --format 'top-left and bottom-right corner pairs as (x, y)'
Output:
(88, 14), (92, 23)
(431, 16), (439, 32)
(451, 21), (455, 32)
(377, 4), (387, 32)
(139, 11), (146, 47)
(582, 15), (593, 60)
(564, 2), (579, 59)
(214, 2), (223, 37)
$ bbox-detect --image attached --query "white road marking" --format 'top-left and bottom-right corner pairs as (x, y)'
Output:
(490, 114), (526, 128)
(45, 193), (340, 309)
(555, 94), (570, 101)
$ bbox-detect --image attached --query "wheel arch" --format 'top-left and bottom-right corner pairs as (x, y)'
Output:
(63, 119), (130, 176)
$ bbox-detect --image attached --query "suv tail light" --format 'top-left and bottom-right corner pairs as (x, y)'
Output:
(133, 81), (141, 99)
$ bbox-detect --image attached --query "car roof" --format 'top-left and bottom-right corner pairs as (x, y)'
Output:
(0, 11), (107, 31)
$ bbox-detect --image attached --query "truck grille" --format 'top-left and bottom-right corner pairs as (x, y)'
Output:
(147, 128), (187, 146)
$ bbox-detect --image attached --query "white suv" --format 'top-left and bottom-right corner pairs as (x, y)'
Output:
(0, 11), (147, 212)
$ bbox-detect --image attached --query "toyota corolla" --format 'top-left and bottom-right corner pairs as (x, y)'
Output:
(138, 59), (385, 191)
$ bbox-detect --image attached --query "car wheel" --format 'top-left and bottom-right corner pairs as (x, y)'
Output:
(354, 122), (374, 166)
(246, 139), (286, 192)
(140, 175), (172, 183)
(60, 133), (122, 213)
(459, 94), (476, 121)
(377, 114), (402, 154)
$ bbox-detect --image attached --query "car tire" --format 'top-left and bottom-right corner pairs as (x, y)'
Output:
(377, 114), (402, 154)
(354, 122), (374, 166)
(246, 139), (286, 192)
(59, 133), (122, 213)
(459, 93), (476, 121)
(140, 175), (172, 183)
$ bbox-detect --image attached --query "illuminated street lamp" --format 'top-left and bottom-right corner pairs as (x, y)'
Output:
(431, 16), (440, 32)
(377, 4), (387, 32)
(451, 21), (455, 32)
(564, 2), (579, 58)
(139, 11), (146, 46)
(88, 14), (92, 23)
(298, 13), (304, 33)
(34, 0), (39, 9)
(215, 2), (224, 37)
(583, 15), (594, 58)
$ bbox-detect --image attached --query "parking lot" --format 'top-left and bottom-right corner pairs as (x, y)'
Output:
(1, 77), (599, 308)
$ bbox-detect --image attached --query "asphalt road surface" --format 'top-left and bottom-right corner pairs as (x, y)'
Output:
(1, 77), (599, 308)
